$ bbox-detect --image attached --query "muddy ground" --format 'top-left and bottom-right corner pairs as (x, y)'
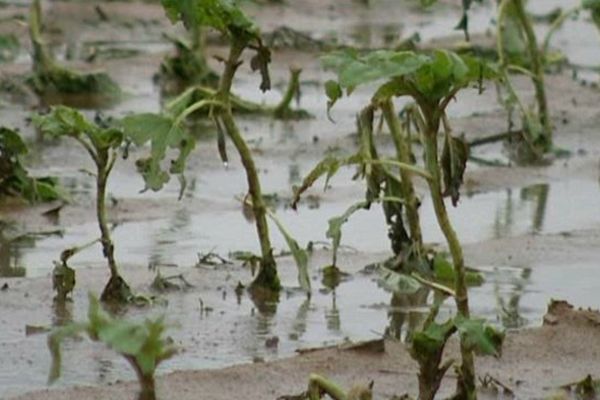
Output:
(0, 0), (599, 399)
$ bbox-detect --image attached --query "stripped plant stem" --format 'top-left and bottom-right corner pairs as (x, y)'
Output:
(213, 39), (279, 292)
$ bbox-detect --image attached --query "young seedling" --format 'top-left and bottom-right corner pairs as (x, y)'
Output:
(34, 106), (132, 303)
(0, 127), (62, 203)
(28, 0), (121, 105)
(495, 0), (552, 162)
(48, 293), (177, 400)
(321, 49), (502, 399)
(293, 55), (431, 271)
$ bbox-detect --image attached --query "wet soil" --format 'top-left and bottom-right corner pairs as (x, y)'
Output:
(1, 0), (600, 399)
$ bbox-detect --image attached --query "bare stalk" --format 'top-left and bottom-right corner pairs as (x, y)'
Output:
(420, 111), (475, 399)
(273, 67), (302, 118)
(215, 40), (279, 291)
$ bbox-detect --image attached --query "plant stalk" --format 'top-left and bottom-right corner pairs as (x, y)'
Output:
(421, 117), (475, 399)
(512, 0), (552, 151)
(127, 357), (156, 400)
(381, 100), (423, 255)
(29, 0), (55, 74)
(95, 153), (118, 279)
(273, 67), (302, 118)
(216, 40), (279, 291)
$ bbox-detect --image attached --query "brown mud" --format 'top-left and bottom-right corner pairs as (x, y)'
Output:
(0, 0), (599, 399)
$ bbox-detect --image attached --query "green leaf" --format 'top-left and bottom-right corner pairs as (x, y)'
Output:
(47, 322), (90, 384)
(0, 127), (28, 155)
(324, 80), (343, 115)
(33, 106), (97, 139)
(411, 319), (455, 364)
(161, 0), (259, 41)
(377, 266), (422, 295)
(433, 253), (484, 286)
(266, 210), (311, 293)
(322, 49), (492, 103)
(48, 294), (177, 385)
(120, 113), (195, 193)
(454, 315), (504, 357)
(326, 201), (370, 266)
(441, 133), (469, 207)
(322, 49), (429, 89)
(291, 154), (360, 209)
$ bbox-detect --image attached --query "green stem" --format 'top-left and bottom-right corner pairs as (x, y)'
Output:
(127, 357), (156, 400)
(420, 117), (475, 399)
(513, 0), (552, 150)
(216, 40), (279, 291)
(308, 374), (347, 400)
(381, 100), (423, 256)
(29, 0), (55, 74)
(273, 67), (302, 118)
(542, 5), (581, 55)
(95, 152), (119, 280)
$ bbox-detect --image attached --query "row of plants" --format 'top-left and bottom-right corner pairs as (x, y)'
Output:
(1, 0), (597, 399)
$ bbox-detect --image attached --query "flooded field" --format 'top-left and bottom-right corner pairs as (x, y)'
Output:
(1, 0), (600, 399)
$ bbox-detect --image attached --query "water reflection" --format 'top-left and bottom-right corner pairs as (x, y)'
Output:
(493, 267), (532, 329)
(0, 227), (30, 278)
(493, 183), (550, 238)
(386, 288), (429, 342)
(325, 290), (341, 333)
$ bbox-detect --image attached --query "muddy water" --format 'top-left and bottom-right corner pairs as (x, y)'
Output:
(1, 0), (599, 398)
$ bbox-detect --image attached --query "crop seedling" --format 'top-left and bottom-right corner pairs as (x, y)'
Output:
(119, 0), (311, 296)
(494, 0), (554, 163)
(34, 107), (133, 303)
(28, 0), (121, 105)
(309, 48), (503, 399)
(0, 127), (62, 203)
(48, 293), (177, 400)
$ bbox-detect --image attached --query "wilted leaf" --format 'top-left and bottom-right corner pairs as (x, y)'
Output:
(441, 133), (469, 206)
(291, 154), (360, 209)
(326, 201), (369, 266)
(324, 80), (343, 116)
(160, 0), (260, 41)
(321, 49), (428, 89)
(411, 319), (455, 363)
(454, 315), (504, 357)
(378, 266), (422, 295)
(250, 45), (271, 92)
(121, 113), (195, 194)
(266, 210), (311, 293)
(48, 293), (176, 384)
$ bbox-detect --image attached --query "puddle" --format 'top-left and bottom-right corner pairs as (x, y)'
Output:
(1, 249), (599, 397)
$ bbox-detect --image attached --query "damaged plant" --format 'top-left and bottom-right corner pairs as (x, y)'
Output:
(495, 0), (553, 163)
(28, 0), (121, 105)
(317, 48), (503, 399)
(0, 127), (62, 203)
(120, 0), (311, 295)
(48, 293), (177, 400)
(34, 106), (132, 303)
